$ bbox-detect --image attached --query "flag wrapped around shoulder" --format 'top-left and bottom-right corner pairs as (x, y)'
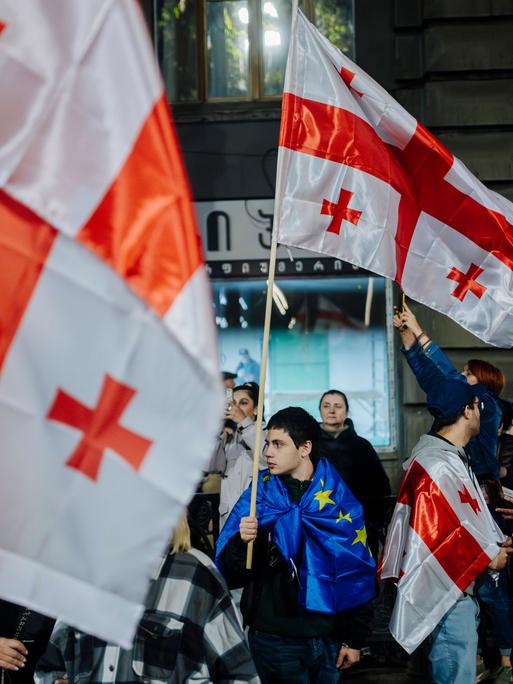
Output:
(379, 435), (504, 653)
(216, 458), (376, 613)
(274, 8), (513, 347)
(0, 0), (223, 646)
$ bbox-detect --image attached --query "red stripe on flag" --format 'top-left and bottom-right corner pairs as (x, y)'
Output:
(279, 93), (513, 281)
(398, 460), (493, 590)
(0, 190), (57, 371)
(78, 94), (202, 317)
(279, 92), (414, 194)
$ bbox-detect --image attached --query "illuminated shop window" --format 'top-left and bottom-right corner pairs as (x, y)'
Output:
(212, 275), (396, 451)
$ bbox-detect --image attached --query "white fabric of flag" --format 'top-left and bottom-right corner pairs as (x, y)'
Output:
(380, 437), (504, 653)
(0, 0), (223, 647)
(273, 9), (513, 347)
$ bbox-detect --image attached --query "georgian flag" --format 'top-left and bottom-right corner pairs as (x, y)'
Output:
(0, 0), (223, 646)
(379, 435), (504, 653)
(273, 8), (513, 347)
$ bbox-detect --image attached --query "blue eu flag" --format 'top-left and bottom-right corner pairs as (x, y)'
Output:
(216, 458), (376, 613)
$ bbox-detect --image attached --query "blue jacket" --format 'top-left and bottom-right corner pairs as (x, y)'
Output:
(403, 340), (500, 479)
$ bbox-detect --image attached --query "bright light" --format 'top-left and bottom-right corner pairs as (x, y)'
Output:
(273, 283), (288, 312)
(239, 296), (248, 311)
(272, 283), (288, 316)
(264, 30), (281, 47)
(219, 290), (227, 306)
(238, 7), (249, 24)
(263, 2), (278, 17)
(288, 316), (296, 330)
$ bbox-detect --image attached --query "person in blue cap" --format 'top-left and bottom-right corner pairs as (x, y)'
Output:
(216, 407), (376, 683)
(381, 376), (513, 684)
(394, 302), (505, 481)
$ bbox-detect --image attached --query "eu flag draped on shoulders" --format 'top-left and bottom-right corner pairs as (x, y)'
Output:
(274, 7), (513, 347)
(216, 458), (376, 613)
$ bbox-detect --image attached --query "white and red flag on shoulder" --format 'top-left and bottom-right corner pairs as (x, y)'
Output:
(379, 435), (504, 653)
(0, 0), (223, 646)
(273, 8), (513, 347)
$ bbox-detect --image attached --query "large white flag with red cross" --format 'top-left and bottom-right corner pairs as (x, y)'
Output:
(274, 9), (513, 347)
(0, 0), (223, 647)
(379, 436), (504, 653)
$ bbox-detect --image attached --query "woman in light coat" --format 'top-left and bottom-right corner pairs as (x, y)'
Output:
(209, 382), (266, 530)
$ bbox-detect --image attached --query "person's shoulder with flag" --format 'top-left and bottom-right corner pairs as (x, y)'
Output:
(215, 406), (376, 678)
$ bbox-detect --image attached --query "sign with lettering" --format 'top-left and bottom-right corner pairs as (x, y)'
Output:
(195, 199), (365, 278)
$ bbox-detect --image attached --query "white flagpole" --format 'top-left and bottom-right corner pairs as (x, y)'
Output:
(246, 238), (278, 569)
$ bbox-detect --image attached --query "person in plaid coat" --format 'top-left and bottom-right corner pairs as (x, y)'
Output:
(36, 516), (258, 684)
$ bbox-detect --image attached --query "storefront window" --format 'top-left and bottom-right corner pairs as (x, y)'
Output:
(212, 275), (396, 450)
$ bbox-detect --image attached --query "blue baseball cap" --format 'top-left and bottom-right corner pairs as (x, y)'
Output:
(427, 379), (486, 419)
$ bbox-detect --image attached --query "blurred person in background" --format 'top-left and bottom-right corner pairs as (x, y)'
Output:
(235, 349), (260, 384)
(498, 399), (513, 491)
(36, 514), (258, 684)
(318, 389), (391, 559)
(208, 382), (266, 530)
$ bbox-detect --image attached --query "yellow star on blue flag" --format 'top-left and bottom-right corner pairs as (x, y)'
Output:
(314, 486), (335, 510)
(216, 458), (376, 616)
(336, 509), (352, 524)
(352, 527), (367, 547)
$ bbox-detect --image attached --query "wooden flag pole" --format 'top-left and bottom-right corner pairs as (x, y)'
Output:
(246, 238), (279, 569)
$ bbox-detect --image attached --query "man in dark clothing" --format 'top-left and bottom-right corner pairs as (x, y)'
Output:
(216, 407), (375, 684)
(318, 390), (391, 558)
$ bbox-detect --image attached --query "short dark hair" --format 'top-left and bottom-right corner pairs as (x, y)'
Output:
(233, 382), (259, 405)
(319, 389), (349, 413)
(267, 407), (321, 464)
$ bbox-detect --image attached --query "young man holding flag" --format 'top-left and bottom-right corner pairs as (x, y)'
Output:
(216, 407), (375, 683)
(380, 378), (513, 683)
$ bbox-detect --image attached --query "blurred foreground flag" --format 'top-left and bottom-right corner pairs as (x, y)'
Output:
(0, 0), (223, 646)
(274, 9), (513, 347)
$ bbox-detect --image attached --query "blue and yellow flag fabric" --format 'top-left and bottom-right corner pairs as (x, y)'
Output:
(216, 458), (376, 613)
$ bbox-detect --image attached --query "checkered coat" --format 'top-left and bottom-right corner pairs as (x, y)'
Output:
(36, 548), (259, 683)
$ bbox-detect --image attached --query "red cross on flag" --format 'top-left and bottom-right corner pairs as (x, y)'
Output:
(274, 9), (513, 347)
(0, 1), (223, 647)
(379, 435), (504, 653)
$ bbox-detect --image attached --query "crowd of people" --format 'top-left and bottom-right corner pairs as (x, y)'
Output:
(2, 303), (513, 683)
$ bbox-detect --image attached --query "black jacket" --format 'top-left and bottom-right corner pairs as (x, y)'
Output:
(219, 474), (373, 649)
(319, 419), (391, 531)
(0, 599), (55, 684)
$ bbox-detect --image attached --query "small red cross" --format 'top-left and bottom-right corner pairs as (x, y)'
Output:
(447, 263), (487, 302)
(339, 67), (363, 97)
(458, 485), (480, 514)
(46, 374), (153, 481)
(322, 188), (362, 236)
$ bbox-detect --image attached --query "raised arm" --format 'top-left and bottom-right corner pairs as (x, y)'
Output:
(394, 303), (458, 394)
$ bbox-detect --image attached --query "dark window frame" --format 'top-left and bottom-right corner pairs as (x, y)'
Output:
(145, 0), (354, 118)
